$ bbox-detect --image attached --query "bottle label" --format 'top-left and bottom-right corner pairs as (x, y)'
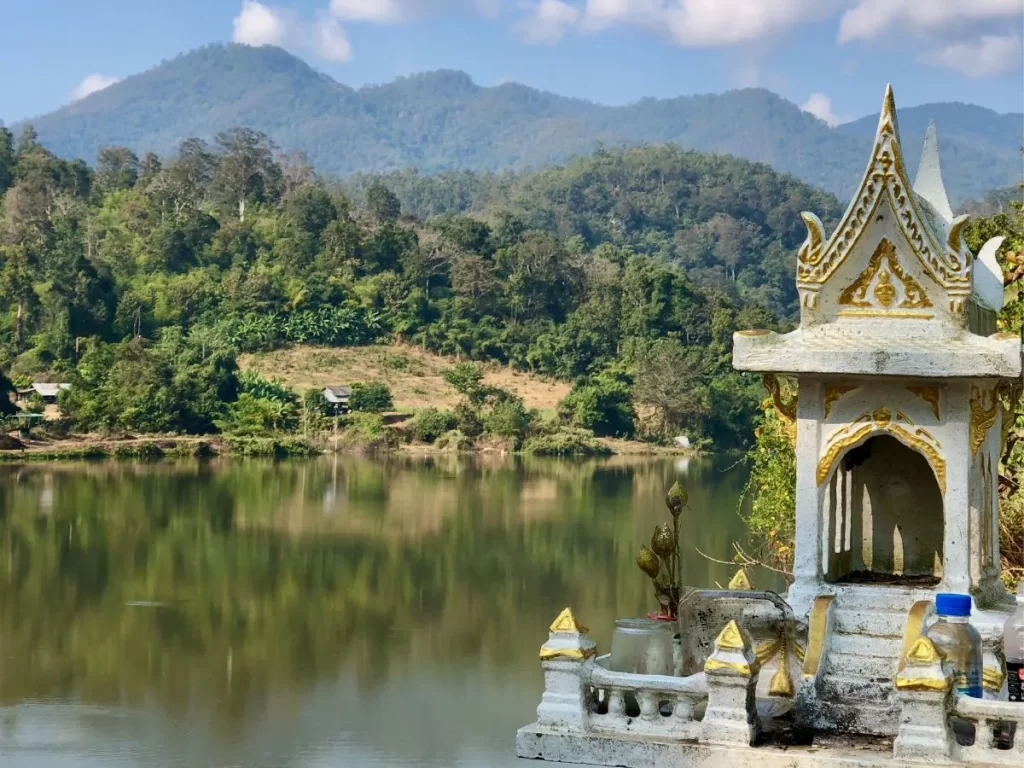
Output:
(1009, 661), (1024, 703)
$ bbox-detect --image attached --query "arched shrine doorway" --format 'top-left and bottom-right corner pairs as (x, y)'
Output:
(824, 434), (943, 586)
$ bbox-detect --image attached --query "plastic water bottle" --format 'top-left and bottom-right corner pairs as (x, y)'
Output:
(927, 593), (983, 698)
(1006, 582), (1024, 703)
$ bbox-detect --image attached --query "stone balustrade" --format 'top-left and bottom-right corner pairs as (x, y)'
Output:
(952, 695), (1024, 765)
(894, 634), (1024, 765)
(586, 660), (706, 739)
(535, 608), (763, 749)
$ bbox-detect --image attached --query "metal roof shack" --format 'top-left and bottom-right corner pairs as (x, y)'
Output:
(322, 386), (352, 404)
(18, 383), (72, 400)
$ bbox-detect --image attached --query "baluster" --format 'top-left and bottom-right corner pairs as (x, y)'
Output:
(637, 690), (658, 722)
(607, 688), (626, 724)
(673, 695), (693, 723)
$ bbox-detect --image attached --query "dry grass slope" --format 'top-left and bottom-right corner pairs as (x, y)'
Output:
(238, 344), (572, 414)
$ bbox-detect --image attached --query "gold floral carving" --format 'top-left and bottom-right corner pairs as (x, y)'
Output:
(823, 384), (859, 417)
(763, 374), (797, 446)
(906, 385), (941, 420)
(816, 415), (946, 493)
(970, 385), (999, 456)
(837, 238), (932, 311)
(796, 86), (969, 295)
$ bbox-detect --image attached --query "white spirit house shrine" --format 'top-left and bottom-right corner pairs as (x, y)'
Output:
(516, 87), (1024, 767)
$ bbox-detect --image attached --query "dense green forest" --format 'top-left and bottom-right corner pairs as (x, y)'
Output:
(0, 121), (842, 449)
(16, 44), (1021, 203)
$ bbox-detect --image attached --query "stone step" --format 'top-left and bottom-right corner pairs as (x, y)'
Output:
(826, 650), (898, 681)
(828, 632), (904, 659)
(831, 609), (906, 637)
(819, 674), (896, 704)
(806, 696), (901, 737)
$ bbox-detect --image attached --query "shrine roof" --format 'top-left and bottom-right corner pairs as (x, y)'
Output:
(732, 324), (1021, 379)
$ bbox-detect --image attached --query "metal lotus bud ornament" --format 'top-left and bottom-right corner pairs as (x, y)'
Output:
(635, 480), (687, 620)
(665, 481), (688, 517)
(636, 546), (661, 580)
(651, 524), (675, 558)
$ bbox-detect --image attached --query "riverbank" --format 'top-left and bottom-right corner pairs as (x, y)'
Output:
(0, 431), (697, 462)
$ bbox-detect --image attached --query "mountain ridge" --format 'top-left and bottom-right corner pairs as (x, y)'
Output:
(9, 43), (1021, 203)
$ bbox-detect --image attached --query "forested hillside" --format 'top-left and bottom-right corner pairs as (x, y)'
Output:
(0, 124), (840, 448)
(13, 44), (1020, 203)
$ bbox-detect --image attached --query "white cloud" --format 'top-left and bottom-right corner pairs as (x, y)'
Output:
(71, 74), (121, 101)
(926, 33), (1023, 78)
(232, 1), (352, 62)
(574, 0), (836, 47)
(329, 0), (411, 23)
(664, 0), (834, 47)
(518, 0), (581, 44)
(233, 0), (286, 46)
(839, 0), (1021, 42)
(801, 92), (846, 126)
(328, 0), (503, 23)
(473, 0), (502, 18)
(312, 14), (354, 61)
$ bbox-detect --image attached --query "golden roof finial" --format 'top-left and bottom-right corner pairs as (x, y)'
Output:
(728, 569), (753, 590)
(905, 636), (942, 664)
(549, 607), (588, 634)
(714, 619), (750, 652)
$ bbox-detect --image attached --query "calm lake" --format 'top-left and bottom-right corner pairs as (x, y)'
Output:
(0, 454), (759, 767)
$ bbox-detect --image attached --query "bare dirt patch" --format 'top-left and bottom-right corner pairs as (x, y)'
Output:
(238, 344), (572, 413)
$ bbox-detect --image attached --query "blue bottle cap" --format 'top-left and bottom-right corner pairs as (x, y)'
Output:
(935, 593), (972, 617)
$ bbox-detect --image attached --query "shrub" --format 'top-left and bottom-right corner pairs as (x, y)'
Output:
(740, 407), (797, 576)
(452, 402), (484, 437)
(483, 398), (532, 441)
(436, 429), (472, 451)
(444, 362), (485, 401)
(341, 412), (399, 452)
(523, 429), (612, 457)
(414, 408), (456, 443)
(349, 381), (394, 413)
(558, 377), (635, 437)
(237, 371), (295, 402)
(1000, 491), (1024, 588)
(216, 393), (299, 435)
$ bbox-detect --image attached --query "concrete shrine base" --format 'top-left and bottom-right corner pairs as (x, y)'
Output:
(517, 725), (934, 768)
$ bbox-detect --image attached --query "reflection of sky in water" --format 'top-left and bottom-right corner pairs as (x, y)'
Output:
(0, 455), (752, 766)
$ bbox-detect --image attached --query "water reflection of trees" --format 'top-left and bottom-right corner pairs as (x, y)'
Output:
(0, 456), (749, 731)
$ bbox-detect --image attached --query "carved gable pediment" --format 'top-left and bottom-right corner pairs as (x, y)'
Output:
(794, 86), (976, 327)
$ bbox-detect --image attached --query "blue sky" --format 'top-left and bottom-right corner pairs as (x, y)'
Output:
(1, 0), (1022, 126)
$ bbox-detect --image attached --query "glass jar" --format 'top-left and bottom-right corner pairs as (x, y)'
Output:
(609, 618), (673, 676)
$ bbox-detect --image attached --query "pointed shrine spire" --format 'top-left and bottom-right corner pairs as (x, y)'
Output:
(913, 120), (954, 223)
(878, 83), (900, 138)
